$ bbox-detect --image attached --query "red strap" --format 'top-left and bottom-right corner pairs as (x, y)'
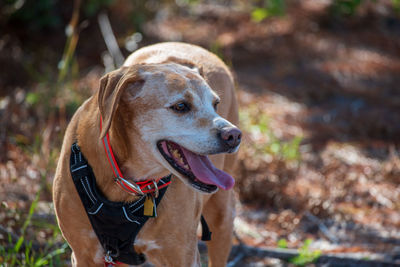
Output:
(104, 260), (124, 267)
(104, 261), (114, 267)
(100, 118), (123, 178)
(100, 117), (171, 196)
(139, 179), (171, 194)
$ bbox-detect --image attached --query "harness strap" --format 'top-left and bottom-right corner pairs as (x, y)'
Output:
(71, 124), (213, 266)
(200, 215), (212, 241)
(70, 143), (171, 266)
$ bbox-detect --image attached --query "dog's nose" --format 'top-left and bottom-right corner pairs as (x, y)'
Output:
(220, 127), (242, 148)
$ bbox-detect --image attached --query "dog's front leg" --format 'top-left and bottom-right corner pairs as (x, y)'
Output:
(138, 235), (201, 267)
(202, 189), (235, 267)
(63, 227), (106, 267)
(71, 250), (101, 267)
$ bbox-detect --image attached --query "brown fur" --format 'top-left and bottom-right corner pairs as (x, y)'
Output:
(165, 72), (188, 92)
(196, 117), (211, 128)
(53, 42), (239, 266)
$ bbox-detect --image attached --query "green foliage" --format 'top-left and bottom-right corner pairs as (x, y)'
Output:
(331, 0), (362, 16)
(0, 190), (69, 266)
(84, 0), (115, 17)
(0, 240), (68, 267)
(2, 0), (117, 30)
(5, 0), (62, 30)
(393, 0), (400, 13)
(251, 0), (286, 22)
(250, 0), (400, 21)
(289, 239), (321, 266)
(25, 92), (40, 106)
(128, 0), (173, 32)
(330, 0), (400, 17)
(251, 8), (269, 22)
(209, 41), (224, 60)
(240, 106), (302, 161)
(277, 238), (288, 248)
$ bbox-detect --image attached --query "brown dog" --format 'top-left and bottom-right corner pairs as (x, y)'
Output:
(53, 42), (241, 266)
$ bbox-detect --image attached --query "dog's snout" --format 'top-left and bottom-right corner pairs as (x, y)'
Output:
(220, 127), (242, 148)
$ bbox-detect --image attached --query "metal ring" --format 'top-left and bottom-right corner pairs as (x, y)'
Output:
(104, 245), (119, 258)
(104, 253), (114, 264)
(116, 177), (144, 196)
(104, 249), (119, 264)
(152, 180), (159, 198)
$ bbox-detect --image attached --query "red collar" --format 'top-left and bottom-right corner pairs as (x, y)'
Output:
(100, 117), (171, 196)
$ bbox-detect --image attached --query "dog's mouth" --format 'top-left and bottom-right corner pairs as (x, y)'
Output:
(157, 140), (235, 193)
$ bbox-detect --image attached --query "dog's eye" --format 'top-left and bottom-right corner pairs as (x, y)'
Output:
(213, 100), (220, 111)
(170, 102), (190, 113)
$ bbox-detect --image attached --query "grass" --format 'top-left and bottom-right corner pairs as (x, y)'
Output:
(276, 238), (321, 266)
(0, 109), (72, 266)
(0, 189), (69, 267)
(251, 0), (286, 22)
(277, 238), (288, 249)
(289, 239), (321, 266)
(0, 2), (84, 265)
(240, 105), (302, 162)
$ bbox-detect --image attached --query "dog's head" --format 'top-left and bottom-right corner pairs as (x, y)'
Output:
(97, 62), (241, 194)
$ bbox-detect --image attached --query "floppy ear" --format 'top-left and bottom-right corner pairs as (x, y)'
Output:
(98, 65), (144, 139)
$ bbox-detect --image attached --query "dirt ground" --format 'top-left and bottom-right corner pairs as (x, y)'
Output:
(0, 0), (399, 266)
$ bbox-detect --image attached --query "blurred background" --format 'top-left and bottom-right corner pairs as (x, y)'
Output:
(0, 0), (399, 266)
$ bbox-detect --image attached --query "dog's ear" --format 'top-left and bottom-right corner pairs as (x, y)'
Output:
(98, 65), (144, 139)
(162, 56), (204, 77)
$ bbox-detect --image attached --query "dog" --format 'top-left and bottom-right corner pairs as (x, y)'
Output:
(53, 42), (241, 267)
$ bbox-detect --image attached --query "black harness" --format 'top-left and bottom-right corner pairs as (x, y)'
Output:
(69, 143), (211, 265)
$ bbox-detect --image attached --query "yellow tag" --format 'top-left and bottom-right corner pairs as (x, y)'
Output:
(143, 196), (154, 216)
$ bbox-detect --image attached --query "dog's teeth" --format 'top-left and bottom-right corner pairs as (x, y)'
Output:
(169, 146), (188, 168)
(172, 149), (180, 158)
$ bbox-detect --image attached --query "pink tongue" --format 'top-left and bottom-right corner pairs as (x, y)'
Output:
(180, 147), (235, 190)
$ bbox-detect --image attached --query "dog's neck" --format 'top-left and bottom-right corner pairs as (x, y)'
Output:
(108, 128), (169, 182)
(75, 98), (169, 202)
